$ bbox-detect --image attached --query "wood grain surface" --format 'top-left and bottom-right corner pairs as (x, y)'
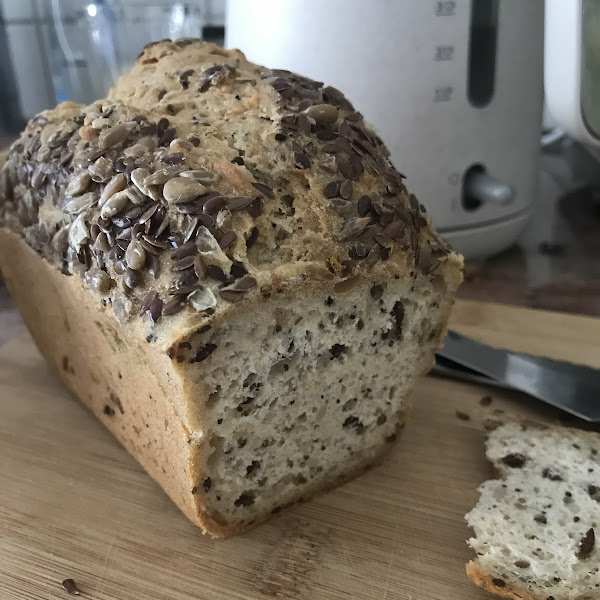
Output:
(1, 299), (599, 600)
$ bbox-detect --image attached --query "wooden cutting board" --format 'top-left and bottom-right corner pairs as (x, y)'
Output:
(2, 299), (600, 600)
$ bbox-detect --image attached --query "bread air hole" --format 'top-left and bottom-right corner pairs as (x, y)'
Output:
(514, 560), (531, 569)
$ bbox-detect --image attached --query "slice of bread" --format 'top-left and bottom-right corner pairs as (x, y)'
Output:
(466, 422), (600, 600)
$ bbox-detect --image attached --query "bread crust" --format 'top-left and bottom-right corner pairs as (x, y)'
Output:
(466, 562), (547, 600)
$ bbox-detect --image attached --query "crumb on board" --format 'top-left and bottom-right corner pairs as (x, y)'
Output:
(61, 579), (80, 595)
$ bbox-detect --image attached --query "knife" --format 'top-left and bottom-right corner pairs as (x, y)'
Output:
(432, 330), (600, 423)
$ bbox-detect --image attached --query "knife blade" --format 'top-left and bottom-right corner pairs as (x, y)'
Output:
(433, 330), (600, 422)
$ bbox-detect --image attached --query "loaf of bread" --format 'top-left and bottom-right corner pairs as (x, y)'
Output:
(466, 422), (600, 599)
(0, 40), (462, 535)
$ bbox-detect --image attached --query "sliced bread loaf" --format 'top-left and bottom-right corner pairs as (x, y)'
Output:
(0, 39), (462, 535)
(466, 421), (600, 600)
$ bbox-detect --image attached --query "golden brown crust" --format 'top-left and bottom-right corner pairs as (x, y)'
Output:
(466, 562), (547, 600)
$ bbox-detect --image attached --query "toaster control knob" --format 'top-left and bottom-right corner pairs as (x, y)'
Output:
(463, 168), (514, 210)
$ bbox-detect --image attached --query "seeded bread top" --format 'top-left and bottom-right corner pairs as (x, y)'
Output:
(0, 39), (460, 331)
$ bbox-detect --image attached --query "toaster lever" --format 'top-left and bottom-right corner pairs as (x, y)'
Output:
(464, 169), (514, 206)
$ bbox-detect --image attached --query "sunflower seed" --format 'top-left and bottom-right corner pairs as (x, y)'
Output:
(125, 239), (146, 270)
(336, 217), (371, 242)
(124, 143), (149, 158)
(130, 167), (151, 196)
(68, 214), (89, 251)
(339, 121), (352, 138)
(188, 287), (217, 311)
(65, 192), (96, 215)
(88, 156), (114, 182)
(163, 176), (206, 203)
(100, 190), (129, 219)
(196, 226), (232, 271)
(108, 238), (125, 258)
(169, 138), (193, 151)
(99, 123), (130, 150)
(304, 103), (338, 124)
(99, 173), (127, 206)
(91, 116), (111, 130)
(172, 269), (198, 291)
(210, 227), (223, 241)
(215, 210), (232, 231)
(65, 172), (92, 197)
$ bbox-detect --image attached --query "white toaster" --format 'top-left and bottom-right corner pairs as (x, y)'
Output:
(226, 0), (545, 259)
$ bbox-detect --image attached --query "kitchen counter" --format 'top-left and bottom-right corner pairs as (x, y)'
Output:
(1, 152), (599, 347)
(460, 167), (600, 316)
